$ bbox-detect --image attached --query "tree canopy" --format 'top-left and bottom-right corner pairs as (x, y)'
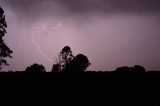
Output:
(0, 7), (13, 69)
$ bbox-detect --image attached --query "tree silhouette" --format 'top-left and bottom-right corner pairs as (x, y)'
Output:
(63, 54), (91, 72)
(0, 7), (13, 69)
(52, 46), (74, 72)
(25, 63), (46, 73)
(115, 65), (146, 72)
(59, 46), (74, 70)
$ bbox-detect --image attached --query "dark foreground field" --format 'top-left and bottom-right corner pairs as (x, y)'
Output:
(0, 71), (160, 105)
(0, 71), (160, 87)
(0, 70), (160, 79)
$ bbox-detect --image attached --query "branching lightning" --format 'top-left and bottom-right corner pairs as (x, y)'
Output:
(31, 19), (63, 62)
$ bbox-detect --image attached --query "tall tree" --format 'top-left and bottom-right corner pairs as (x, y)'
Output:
(0, 7), (13, 69)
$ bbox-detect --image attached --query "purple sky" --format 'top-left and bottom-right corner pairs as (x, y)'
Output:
(0, 0), (160, 71)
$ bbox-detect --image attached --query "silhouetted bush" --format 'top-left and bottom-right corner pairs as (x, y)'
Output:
(132, 65), (146, 72)
(52, 64), (61, 72)
(25, 63), (46, 73)
(115, 65), (146, 72)
(115, 66), (130, 72)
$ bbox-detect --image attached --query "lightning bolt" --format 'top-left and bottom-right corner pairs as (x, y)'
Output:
(31, 19), (63, 62)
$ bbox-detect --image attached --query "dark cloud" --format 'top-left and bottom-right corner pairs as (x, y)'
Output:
(2, 0), (160, 15)
(1, 0), (160, 22)
(60, 0), (160, 14)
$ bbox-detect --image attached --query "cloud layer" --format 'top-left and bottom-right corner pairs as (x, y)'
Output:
(2, 0), (160, 18)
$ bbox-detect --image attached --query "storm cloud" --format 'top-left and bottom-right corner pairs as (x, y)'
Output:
(1, 0), (160, 26)
(2, 0), (160, 19)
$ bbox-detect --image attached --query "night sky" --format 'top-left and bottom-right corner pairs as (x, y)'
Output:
(0, 0), (160, 71)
